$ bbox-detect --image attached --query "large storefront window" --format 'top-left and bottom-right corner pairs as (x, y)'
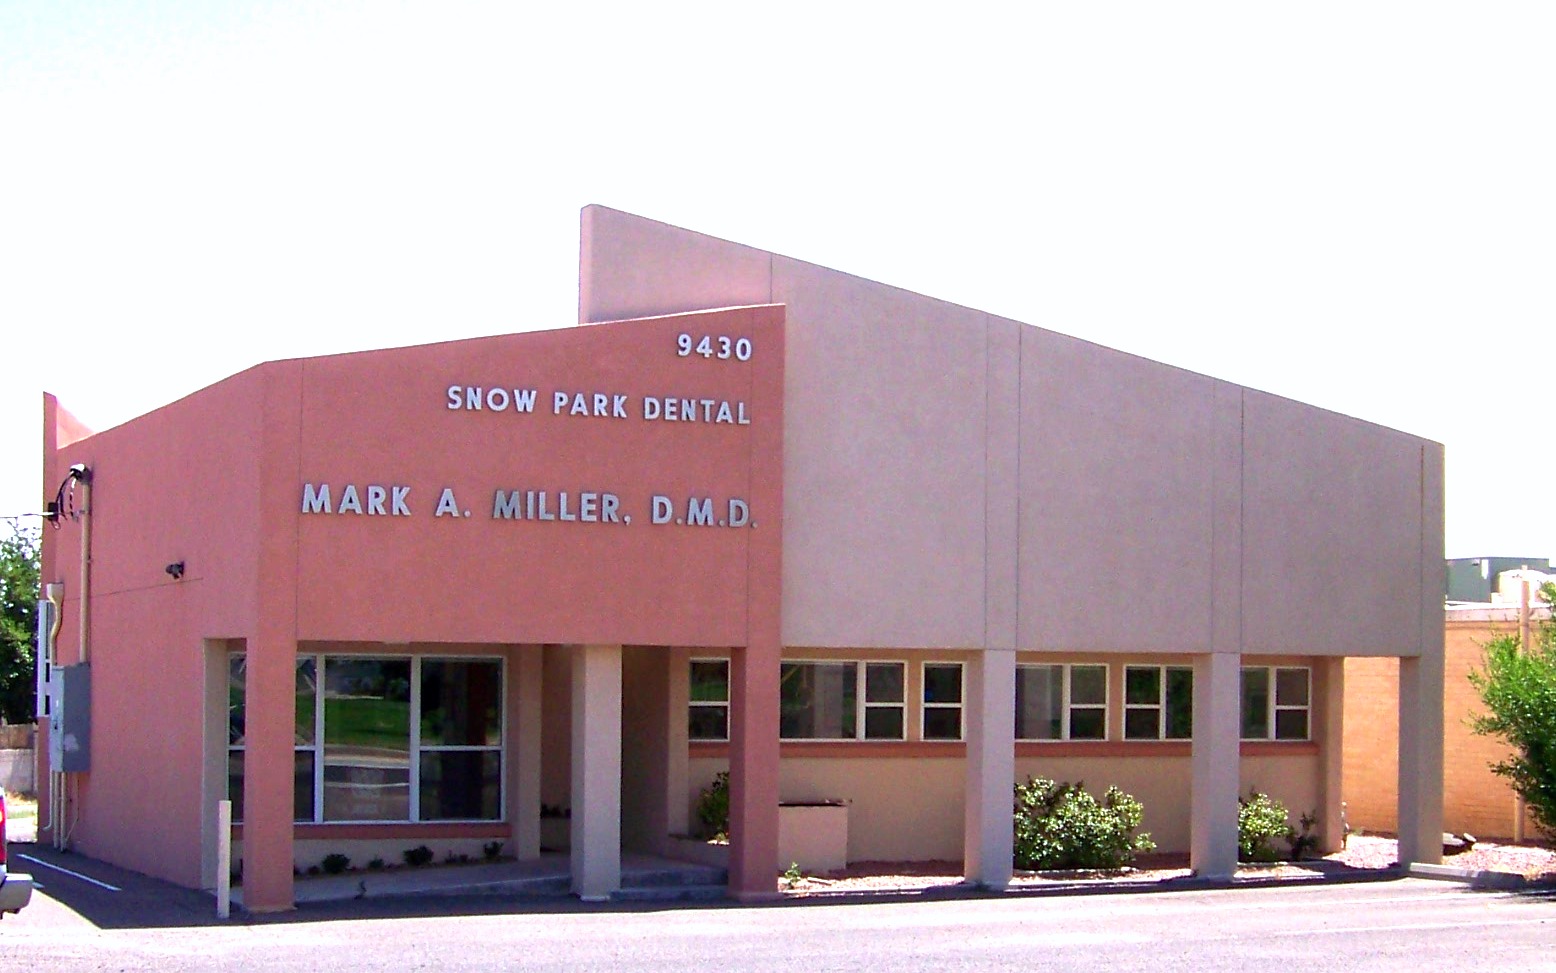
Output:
(228, 654), (503, 824)
(228, 655), (317, 824)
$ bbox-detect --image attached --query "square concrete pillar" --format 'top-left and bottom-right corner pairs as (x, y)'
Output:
(570, 643), (622, 901)
(1397, 652), (1444, 865)
(1190, 651), (1240, 879)
(963, 649), (1015, 889)
(728, 643), (780, 900)
(1315, 656), (1346, 853)
(510, 646), (543, 860)
(241, 632), (297, 911)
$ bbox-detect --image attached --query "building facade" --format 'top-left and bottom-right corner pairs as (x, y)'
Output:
(37, 207), (1446, 910)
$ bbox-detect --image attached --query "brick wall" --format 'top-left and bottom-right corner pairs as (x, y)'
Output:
(1343, 619), (1539, 839)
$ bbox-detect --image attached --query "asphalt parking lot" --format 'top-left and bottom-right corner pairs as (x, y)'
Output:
(4, 843), (1555, 973)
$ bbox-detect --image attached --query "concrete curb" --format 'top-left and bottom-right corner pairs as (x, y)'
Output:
(777, 867), (1404, 905)
(1406, 862), (1528, 890)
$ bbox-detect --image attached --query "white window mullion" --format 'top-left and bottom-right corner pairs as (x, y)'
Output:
(409, 657), (422, 823)
(313, 655), (325, 823)
(854, 662), (867, 741)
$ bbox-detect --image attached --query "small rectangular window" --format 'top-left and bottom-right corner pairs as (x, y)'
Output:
(779, 661), (905, 741)
(688, 659), (730, 741)
(922, 663), (963, 741)
(1016, 664), (1108, 740)
(1124, 665), (1192, 740)
(1240, 666), (1311, 741)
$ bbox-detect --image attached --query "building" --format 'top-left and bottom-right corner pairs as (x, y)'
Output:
(37, 206), (1445, 911)
(1446, 557), (1555, 604)
(1346, 572), (1551, 841)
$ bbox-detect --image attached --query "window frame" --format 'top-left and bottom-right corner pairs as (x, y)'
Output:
(228, 652), (506, 825)
(1122, 664), (1194, 740)
(778, 659), (907, 742)
(1240, 665), (1311, 742)
(920, 661), (965, 741)
(1015, 663), (1109, 741)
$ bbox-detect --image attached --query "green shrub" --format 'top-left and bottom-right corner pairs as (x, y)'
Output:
(697, 771), (730, 839)
(1238, 791), (1296, 862)
(1470, 606), (1556, 839)
(1013, 778), (1155, 870)
(483, 841), (504, 862)
(320, 852), (351, 875)
(403, 845), (434, 867)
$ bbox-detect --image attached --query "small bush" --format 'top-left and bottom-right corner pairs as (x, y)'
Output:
(483, 841), (504, 862)
(320, 853), (351, 875)
(403, 845), (434, 868)
(697, 771), (731, 840)
(1013, 778), (1155, 870)
(368, 857), (385, 871)
(1238, 791), (1296, 862)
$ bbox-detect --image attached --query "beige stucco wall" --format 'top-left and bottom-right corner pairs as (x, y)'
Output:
(578, 206), (1443, 662)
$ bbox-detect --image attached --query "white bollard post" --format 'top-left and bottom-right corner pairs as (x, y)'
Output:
(217, 799), (231, 919)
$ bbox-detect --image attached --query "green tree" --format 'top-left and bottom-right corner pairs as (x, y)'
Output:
(1469, 580), (1556, 839)
(0, 519), (41, 723)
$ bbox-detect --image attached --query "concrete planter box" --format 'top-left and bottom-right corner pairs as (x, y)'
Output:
(778, 802), (848, 873)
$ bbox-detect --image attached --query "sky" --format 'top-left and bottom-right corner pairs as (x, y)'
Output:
(1, 2), (1552, 560)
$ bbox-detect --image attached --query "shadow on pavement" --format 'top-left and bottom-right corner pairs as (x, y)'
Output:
(9, 840), (1428, 931)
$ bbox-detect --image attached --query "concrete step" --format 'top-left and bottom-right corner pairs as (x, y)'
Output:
(622, 865), (728, 888)
(611, 884), (728, 903)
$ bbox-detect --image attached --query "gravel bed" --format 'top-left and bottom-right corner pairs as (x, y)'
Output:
(784, 834), (1556, 895)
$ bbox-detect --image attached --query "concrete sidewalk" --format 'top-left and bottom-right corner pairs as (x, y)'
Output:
(233, 852), (728, 907)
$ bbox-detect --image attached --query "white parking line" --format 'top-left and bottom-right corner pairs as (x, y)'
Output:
(15, 854), (122, 892)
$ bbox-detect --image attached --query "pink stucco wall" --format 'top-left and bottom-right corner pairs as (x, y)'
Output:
(40, 304), (786, 896)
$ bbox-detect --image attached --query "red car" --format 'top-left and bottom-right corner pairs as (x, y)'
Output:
(0, 792), (33, 916)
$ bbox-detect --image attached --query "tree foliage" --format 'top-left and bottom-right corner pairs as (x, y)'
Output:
(1469, 581), (1556, 839)
(0, 519), (40, 723)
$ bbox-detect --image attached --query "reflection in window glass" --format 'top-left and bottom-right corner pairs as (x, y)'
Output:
(420, 751), (501, 820)
(323, 658), (411, 821)
(1241, 668), (1270, 739)
(1016, 665), (1063, 740)
(689, 660), (730, 741)
(780, 663), (856, 739)
(421, 660), (502, 746)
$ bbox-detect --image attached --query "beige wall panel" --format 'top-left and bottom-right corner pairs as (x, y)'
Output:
(1241, 755), (1322, 830)
(1241, 391), (1424, 657)
(1018, 331), (1217, 653)
(773, 256), (992, 649)
(578, 206), (771, 324)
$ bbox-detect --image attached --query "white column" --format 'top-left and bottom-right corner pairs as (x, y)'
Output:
(963, 649), (1015, 889)
(1190, 651), (1240, 879)
(570, 643), (622, 900)
(1397, 653), (1444, 865)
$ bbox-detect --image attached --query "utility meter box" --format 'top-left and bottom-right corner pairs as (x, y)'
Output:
(47, 664), (91, 773)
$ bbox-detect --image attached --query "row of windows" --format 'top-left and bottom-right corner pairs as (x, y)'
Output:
(690, 661), (1312, 743)
(228, 655), (504, 824)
